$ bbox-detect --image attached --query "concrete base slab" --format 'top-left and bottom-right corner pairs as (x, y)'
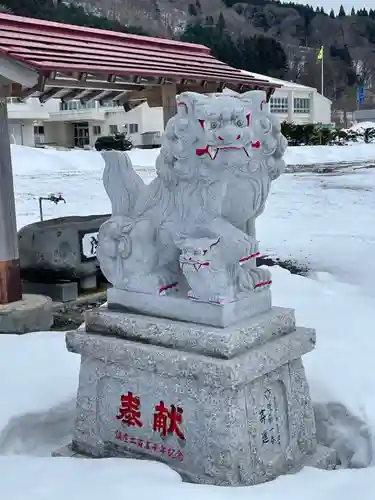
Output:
(107, 287), (271, 328)
(23, 281), (78, 303)
(64, 319), (327, 486)
(0, 294), (53, 334)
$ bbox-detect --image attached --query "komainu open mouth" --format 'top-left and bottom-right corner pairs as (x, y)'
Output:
(196, 141), (261, 159)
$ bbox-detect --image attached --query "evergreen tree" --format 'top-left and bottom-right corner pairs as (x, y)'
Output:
(329, 8), (335, 18)
(338, 5), (346, 17)
(181, 21), (287, 78)
(188, 3), (197, 16)
(217, 12), (226, 33)
(351, 7), (355, 16)
(0, 0), (147, 34)
(357, 8), (369, 17)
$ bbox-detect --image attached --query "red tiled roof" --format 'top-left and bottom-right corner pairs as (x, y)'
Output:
(0, 13), (278, 90)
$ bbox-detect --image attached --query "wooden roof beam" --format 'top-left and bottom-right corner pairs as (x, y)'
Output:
(123, 100), (145, 112)
(80, 89), (115, 103)
(16, 74), (47, 101)
(118, 88), (150, 111)
(39, 87), (64, 103)
(80, 89), (106, 103)
(266, 87), (276, 102)
(44, 77), (152, 92)
(61, 88), (90, 102)
(118, 88), (154, 105)
(112, 91), (131, 102)
(99, 90), (126, 104)
(176, 82), (219, 94)
(72, 72), (88, 81)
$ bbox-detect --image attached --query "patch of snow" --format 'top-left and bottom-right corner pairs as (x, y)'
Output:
(0, 332), (80, 451)
(347, 122), (375, 132)
(12, 143), (375, 229)
(258, 169), (375, 296)
(1, 143), (375, 498)
(284, 143), (375, 165)
(314, 402), (372, 469)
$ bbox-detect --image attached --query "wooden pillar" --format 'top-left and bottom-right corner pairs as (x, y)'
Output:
(0, 88), (22, 304)
(161, 83), (177, 129)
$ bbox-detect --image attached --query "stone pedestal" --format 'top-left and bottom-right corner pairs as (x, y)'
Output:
(65, 306), (335, 485)
(107, 287), (271, 328)
(0, 294), (53, 334)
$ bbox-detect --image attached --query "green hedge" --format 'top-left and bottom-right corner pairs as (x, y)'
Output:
(281, 122), (375, 146)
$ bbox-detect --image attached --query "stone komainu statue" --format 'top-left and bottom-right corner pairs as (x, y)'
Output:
(97, 90), (287, 305)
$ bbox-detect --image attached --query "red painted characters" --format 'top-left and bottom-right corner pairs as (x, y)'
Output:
(115, 430), (184, 461)
(115, 392), (186, 462)
(116, 391), (143, 427)
(153, 401), (185, 440)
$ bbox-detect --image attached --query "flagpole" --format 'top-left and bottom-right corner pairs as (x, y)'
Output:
(321, 46), (324, 96)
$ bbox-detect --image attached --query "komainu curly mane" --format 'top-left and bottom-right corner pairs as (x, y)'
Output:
(153, 91), (287, 232)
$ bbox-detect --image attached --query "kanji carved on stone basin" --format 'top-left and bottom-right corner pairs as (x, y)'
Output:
(97, 90), (287, 311)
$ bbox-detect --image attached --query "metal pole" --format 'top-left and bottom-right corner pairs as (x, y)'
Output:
(0, 92), (22, 304)
(321, 47), (324, 96)
(39, 197), (44, 221)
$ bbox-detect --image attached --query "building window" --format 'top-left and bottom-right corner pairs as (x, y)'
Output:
(109, 124), (118, 134)
(34, 125), (44, 135)
(101, 101), (120, 108)
(129, 123), (139, 134)
(294, 97), (311, 114)
(270, 97), (288, 114)
(93, 125), (101, 135)
(60, 100), (96, 111)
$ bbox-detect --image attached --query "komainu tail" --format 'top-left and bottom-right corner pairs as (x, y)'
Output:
(101, 151), (146, 216)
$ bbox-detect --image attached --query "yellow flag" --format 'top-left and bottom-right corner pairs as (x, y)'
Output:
(317, 46), (323, 61)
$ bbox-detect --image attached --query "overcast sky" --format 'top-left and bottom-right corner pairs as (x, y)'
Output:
(284, 1), (372, 13)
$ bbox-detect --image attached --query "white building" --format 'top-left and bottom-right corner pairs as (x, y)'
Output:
(7, 73), (332, 148)
(7, 98), (163, 148)
(241, 71), (332, 125)
(7, 97), (51, 147)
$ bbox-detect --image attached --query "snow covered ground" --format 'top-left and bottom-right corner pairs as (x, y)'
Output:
(13, 143), (375, 229)
(347, 121), (375, 132)
(1, 143), (375, 498)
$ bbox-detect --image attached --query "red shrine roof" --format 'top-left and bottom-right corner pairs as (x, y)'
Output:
(0, 12), (278, 96)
